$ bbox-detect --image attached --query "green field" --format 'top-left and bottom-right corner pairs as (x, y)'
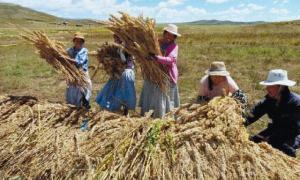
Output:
(1, 3), (300, 158)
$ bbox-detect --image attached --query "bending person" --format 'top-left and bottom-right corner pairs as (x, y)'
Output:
(245, 69), (300, 157)
(198, 61), (247, 105)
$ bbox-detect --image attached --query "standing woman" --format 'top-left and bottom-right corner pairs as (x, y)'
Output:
(96, 34), (136, 115)
(66, 33), (92, 109)
(139, 24), (181, 118)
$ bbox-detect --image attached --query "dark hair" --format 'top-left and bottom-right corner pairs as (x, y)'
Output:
(208, 76), (213, 91)
(163, 30), (177, 39)
(280, 85), (289, 94)
(73, 38), (84, 44)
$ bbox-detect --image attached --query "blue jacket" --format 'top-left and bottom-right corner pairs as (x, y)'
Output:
(67, 47), (89, 72)
(246, 88), (300, 140)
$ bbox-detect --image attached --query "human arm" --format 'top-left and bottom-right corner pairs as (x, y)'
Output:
(156, 45), (178, 65)
(244, 98), (268, 126)
(197, 76), (210, 103)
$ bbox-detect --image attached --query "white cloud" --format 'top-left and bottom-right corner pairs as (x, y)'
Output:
(0, 0), (207, 22)
(273, 0), (288, 4)
(0, 0), (298, 23)
(221, 3), (265, 16)
(158, 0), (185, 8)
(205, 3), (266, 22)
(205, 0), (229, 4)
(270, 7), (289, 15)
(156, 6), (207, 22)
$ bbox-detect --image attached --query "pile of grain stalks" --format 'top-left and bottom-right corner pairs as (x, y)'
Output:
(108, 12), (169, 91)
(97, 43), (127, 79)
(22, 31), (89, 87)
(0, 95), (299, 179)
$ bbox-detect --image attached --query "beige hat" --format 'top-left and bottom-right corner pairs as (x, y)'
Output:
(73, 32), (85, 42)
(206, 61), (230, 76)
(163, 24), (181, 37)
(260, 69), (296, 87)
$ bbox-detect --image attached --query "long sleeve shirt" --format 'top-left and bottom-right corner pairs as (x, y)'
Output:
(245, 88), (300, 140)
(199, 75), (239, 100)
(156, 42), (178, 84)
(67, 47), (89, 72)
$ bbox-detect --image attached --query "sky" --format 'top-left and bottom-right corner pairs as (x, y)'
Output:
(1, 0), (300, 23)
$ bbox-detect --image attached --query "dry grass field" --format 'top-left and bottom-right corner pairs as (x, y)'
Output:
(1, 3), (300, 160)
(1, 23), (300, 135)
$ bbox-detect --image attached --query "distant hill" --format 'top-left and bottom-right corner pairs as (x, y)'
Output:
(0, 3), (104, 27)
(185, 20), (266, 25)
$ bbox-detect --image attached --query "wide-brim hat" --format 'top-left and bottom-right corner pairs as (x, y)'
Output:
(73, 32), (85, 42)
(163, 24), (181, 37)
(260, 69), (296, 87)
(205, 61), (230, 76)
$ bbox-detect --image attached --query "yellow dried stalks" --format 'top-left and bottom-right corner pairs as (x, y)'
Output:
(108, 12), (169, 91)
(22, 31), (89, 87)
(97, 43), (127, 79)
(0, 95), (299, 179)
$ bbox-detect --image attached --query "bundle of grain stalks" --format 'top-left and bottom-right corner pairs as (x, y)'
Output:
(108, 12), (169, 91)
(22, 31), (89, 87)
(0, 95), (299, 179)
(97, 42), (127, 78)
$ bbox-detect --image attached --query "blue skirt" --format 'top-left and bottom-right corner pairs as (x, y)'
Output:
(96, 69), (136, 111)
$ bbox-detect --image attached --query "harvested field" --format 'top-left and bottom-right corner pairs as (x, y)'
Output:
(0, 95), (299, 179)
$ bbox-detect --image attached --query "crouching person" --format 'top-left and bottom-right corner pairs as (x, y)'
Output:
(66, 33), (92, 109)
(245, 69), (300, 157)
(197, 61), (247, 105)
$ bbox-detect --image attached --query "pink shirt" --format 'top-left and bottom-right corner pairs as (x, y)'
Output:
(199, 75), (239, 99)
(156, 43), (178, 84)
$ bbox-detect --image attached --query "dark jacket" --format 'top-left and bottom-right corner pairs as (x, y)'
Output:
(245, 88), (300, 141)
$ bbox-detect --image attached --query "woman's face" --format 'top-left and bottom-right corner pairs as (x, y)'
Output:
(163, 31), (176, 44)
(266, 85), (281, 98)
(210, 75), (227, 85)
(73, 38), (84, 49)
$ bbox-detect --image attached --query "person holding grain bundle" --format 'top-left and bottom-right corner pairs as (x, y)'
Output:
(198, 61), (247, 105)
(245, 69), (300, 157)
(140, 24), (180, 118)
(96, 34), (136, 115)
(66, 33), (92, 109)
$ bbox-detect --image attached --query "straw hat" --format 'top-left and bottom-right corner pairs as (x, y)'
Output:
(73, 32), (85, 42)
(260, 69), (296, 87)
(163, 24), (181, 37)
(206, 61), (230, 76)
